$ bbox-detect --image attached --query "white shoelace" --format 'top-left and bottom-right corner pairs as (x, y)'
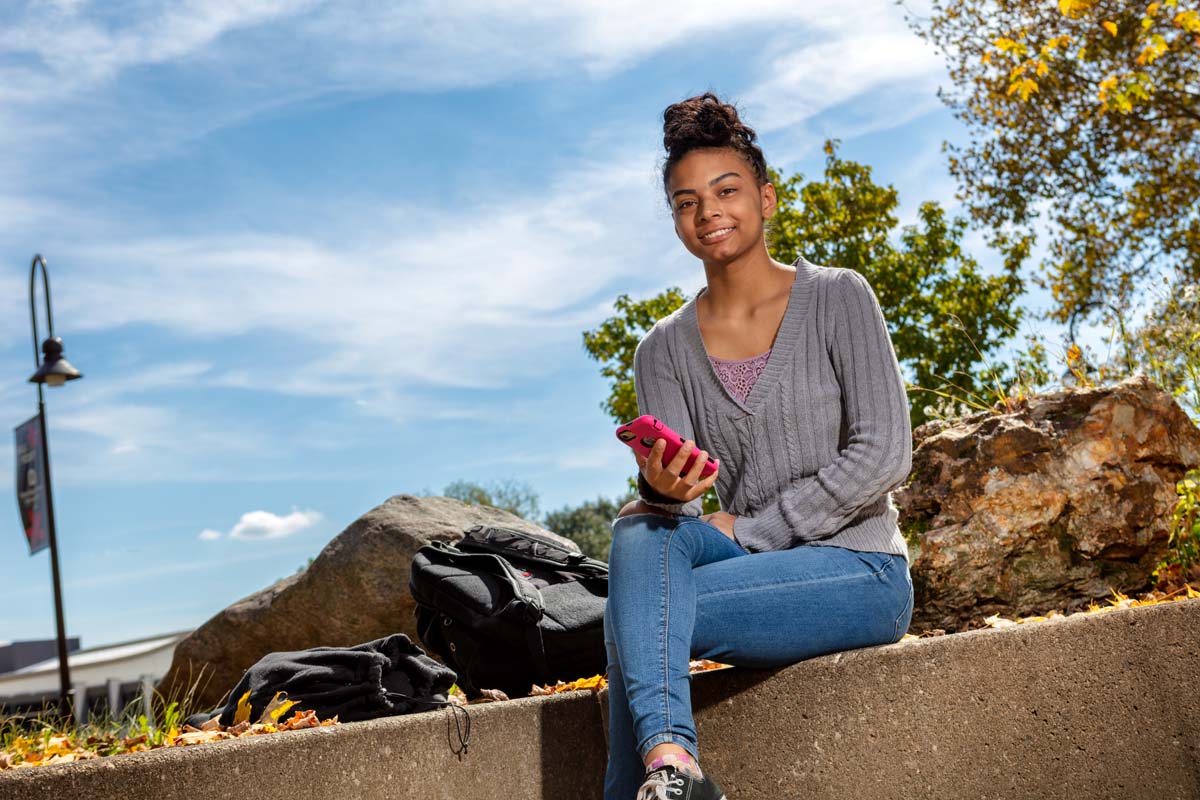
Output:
(636, 768), (685, 800)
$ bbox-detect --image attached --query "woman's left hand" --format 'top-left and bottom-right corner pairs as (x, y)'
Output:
(701, 511), (737, 542)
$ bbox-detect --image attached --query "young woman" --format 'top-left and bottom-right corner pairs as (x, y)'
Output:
(603, 93), (915, 800)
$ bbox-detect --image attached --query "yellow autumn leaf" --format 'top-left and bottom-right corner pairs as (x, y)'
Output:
(1103, 20), (1119, 36)
(1175, 9), (1200, 32)
(993, 36), (1027, 56)
(1147, 1), (1161, 15)
(1007, 78), (1039, 101)
(44, 736), (74, 757)
(1136, 34), (1169, 65)
(232, 689), (253, 726)
(1058, 0), (1095, 18)
(1036, 59), (1049, 77)
(257, 690), (300, 725)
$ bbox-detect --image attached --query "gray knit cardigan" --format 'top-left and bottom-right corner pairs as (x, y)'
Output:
(633, 257), (912, 561)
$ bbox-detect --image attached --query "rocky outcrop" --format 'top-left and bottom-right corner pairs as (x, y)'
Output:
(157, 495), (576, 710)
(896, 375), (1200, 632)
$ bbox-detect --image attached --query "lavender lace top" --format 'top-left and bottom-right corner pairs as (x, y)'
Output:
(708, 349), (772, 404)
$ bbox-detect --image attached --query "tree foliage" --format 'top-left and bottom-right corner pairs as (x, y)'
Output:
(581, 288), (689, 425)
(442, 478), (541, 520)
(910, 0), (1200, 335)
(542, 493), (636, 562)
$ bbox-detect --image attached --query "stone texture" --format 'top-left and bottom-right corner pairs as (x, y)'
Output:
(8, 595), (1200, 799)
(895, 375), (1200, 632)
(156, 495), (577, 710)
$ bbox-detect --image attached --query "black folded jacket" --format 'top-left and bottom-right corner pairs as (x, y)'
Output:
(183, 633), (457, 729)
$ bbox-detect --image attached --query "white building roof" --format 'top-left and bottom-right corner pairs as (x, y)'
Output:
(0, 631), (193, 698)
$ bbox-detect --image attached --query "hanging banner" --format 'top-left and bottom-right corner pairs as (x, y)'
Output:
(15, 415), (48, 555)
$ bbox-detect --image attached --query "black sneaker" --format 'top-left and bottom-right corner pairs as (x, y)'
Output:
(635, 764), (727, 800)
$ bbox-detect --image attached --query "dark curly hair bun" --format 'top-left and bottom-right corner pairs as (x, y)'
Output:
(662, 92), (768, 190)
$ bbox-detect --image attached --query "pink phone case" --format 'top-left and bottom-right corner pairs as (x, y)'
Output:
(615, 414), (718, 478)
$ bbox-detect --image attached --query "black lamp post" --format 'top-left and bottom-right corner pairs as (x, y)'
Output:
(27, 253), (82, 719)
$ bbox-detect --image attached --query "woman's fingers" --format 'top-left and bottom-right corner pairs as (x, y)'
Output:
(683, 446), (709, 483)
(639, 437), (719, 503)
(682, 460), (720, 501)
(667, 439), (695, 475)
(646, 439), (666, 476)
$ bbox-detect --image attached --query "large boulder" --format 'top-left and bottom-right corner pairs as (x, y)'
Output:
(896, 375), (1200, 633)
(157, 495), (576, 711)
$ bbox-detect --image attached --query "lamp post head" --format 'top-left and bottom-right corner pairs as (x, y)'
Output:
(29, 337), (82, 386)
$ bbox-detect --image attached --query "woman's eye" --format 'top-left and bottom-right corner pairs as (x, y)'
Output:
(720, 187), (737, 196)
(676, 200), (695, 211)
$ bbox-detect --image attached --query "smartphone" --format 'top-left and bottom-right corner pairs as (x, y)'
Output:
(615, 414), (718, 479)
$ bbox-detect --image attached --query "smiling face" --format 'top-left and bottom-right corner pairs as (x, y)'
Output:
(667, 147), (776, 266)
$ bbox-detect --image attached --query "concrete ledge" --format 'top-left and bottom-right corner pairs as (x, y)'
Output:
(4, 598), (1199, 799)
(0, 690), (607, 800)
(691, 598), (1200, 799)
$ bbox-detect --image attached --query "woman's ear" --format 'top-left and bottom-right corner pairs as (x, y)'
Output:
(760, 182), (778, 220)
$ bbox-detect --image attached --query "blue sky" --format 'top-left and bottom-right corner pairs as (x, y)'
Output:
(0, 0), (1081, 649)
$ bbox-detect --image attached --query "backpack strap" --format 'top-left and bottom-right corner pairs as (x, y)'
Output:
(525, 624), (551, 684)
(460, 525), (609, 578)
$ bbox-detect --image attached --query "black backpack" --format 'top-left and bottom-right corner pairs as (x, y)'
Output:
(408, 525), (609, 698)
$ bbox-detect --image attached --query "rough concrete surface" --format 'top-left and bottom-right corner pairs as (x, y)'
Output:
(5, 598), (1200, 799)
(691, 597), (1200, 799)
(0, 690), (607, 800)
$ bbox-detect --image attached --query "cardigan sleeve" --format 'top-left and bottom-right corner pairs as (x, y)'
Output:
(732, 269), (912, 552)
(631, 329), (705, 517)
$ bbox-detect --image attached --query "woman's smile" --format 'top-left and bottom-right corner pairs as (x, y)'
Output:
(698, 226), (736, 244)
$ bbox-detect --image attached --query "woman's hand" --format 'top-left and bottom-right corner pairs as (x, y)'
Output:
(635, 438), (719, 504)
(700, 511), (737, 542)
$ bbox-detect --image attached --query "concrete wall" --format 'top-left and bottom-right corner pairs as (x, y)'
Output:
(3, 598), (1199, 800)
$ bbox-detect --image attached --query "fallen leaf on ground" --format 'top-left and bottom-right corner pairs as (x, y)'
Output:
(232, 690), (253, 726)
(172, 730), (230, 747)
(257, 691), (299, 725)
(278, 709), (322, 731)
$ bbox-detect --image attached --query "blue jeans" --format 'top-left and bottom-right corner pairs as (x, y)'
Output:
(603, 512), (913, 799)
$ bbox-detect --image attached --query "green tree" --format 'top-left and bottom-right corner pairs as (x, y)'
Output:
(542, 493), (637, 562)
(442, 478), (541, 520)
(1127, 280), (1200, 421)
(909, 0), (1200, 336)
(582, 288), (689, 425)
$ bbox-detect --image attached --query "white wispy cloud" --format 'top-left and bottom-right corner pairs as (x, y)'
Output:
(22, 148), (686, 402)
(200, 508), (323, 541)
(747, 33), (944, 134)
(0, 0), (945, 186)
